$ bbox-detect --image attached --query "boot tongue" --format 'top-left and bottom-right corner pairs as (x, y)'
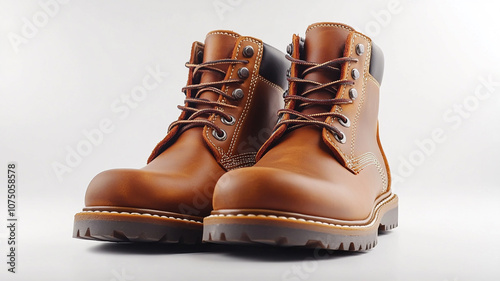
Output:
(300, 23), (353, 117)
(197, 31), (240, 102)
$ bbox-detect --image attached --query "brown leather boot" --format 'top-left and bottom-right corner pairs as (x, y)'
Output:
(73, 30), (289, 243)
(203, 22), (398, 251)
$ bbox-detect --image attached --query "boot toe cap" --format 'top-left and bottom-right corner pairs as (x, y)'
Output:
(84, 168), (213, 217)
(84, 169), (147, 208)
(213, 167), (374, 221)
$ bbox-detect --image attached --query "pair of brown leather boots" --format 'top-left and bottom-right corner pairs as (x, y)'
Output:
(73, 22), (398, 251)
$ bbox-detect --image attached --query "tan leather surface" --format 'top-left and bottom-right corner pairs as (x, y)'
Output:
(84, 31), (286, 217)
(213, 126), (383, 220)
(322, 28), (384, 175)
(85, 129), (224, 217)
(213, 22), (393, 221)
(202, 35), (285, 168)
(198, 31), (239, 105)
(301, 23), (352, 118)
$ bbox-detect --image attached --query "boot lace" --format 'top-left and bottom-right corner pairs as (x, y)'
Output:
(168, 58), (248, 138)
(276, 54), (358, 143)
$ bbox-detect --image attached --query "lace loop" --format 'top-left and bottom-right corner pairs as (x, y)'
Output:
(276, 54), (356, 141)
(169, 59), (248, 137)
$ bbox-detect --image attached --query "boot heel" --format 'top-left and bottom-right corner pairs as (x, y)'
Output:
(379, 203), (398, 231)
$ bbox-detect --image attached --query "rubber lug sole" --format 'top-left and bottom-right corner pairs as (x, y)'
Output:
(73, 209), (203, 244)
(202, 194), (398, 251)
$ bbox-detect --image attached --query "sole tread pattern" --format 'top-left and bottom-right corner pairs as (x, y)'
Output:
(203, 227), (383, 251)
(202, 195), (398, 251)
(73, 212), (203, 244)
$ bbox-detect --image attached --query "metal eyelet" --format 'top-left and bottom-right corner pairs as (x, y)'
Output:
(356, 44), (364, 56)
(238, 67), (250, 79)
(286, 43), (293, 55)
(334, 131), (346, 144)
(349, 88), (358, 100)
(212, 128), (227, 141)
(351, 69), (360, 80)
(232, 88), (244, 100)
(282, 89), (289, 98)
(243, 46), (254, 58)
(339, 117), (350, 128)
(221, 115), (236, 126)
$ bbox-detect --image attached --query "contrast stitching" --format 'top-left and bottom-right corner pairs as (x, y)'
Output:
(350, 35), (372, 159)
(209, 194), (396, 228)
(204, 38), (255, 157)
(206, 31), (240, 39)
(306, 23), (353, 34)
(367, 75), (380, 88)
(348, 152), (388, 193)
(325, 34), (360, 162)
(79, 210), (203, 223)
(349, 152), (377, 173)
(257, 75), (284, 92)
(228, 39), (263, 155)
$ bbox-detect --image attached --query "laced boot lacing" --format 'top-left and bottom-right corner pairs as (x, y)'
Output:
(168, 58), (249, 140)
(277, 53), (358, 143)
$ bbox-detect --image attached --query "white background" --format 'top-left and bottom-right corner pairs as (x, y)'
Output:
(1, 0), (500, 280)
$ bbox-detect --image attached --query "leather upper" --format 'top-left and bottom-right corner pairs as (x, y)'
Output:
(213, 23), (392, 221)
(85, 129), (224, 217)
(84, 31), (288, 217)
